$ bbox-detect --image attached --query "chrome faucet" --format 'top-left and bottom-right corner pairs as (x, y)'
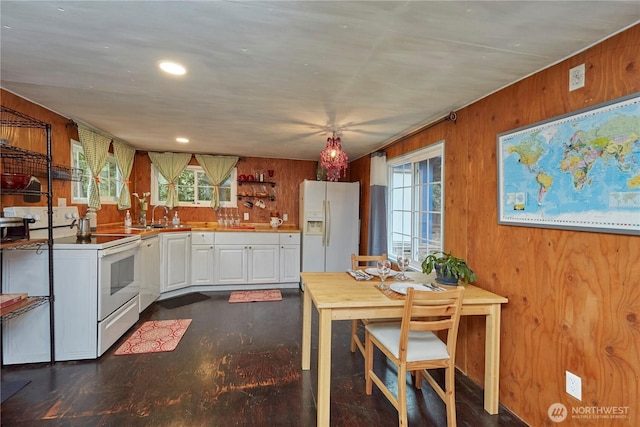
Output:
(152, 205), (169, 227)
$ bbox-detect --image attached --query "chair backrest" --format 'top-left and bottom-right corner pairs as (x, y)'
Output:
(351, 254), (387, 270)
(399, 286), (465, 361)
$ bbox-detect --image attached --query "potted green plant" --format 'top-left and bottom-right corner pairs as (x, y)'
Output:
(421, 251), (477, 285)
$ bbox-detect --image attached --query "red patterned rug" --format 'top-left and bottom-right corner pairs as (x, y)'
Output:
(228, 289), (282, 303)
(114, 319), (192, 355)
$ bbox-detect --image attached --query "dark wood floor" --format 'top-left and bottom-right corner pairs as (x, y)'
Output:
(1, 289), (528, 426)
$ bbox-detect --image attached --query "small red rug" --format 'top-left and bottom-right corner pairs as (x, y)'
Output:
(229, 289), (282, 303)
(114, 319), (192, 355)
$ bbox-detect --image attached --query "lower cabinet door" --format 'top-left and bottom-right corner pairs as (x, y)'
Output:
(280, 244), (301, 282)
(140, 236), (160, 312)
(192, 244), (215, 285)
(248, 245), (279, 283)
(161, 233), (191, 292)
(214, 245), (247, 284)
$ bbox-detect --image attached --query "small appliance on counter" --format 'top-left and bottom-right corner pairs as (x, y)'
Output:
(0, 216), (34, 243)
(76, 216), (92, 240)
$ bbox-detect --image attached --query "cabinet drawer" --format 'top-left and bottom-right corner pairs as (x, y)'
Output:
(191, 232), (215, 245)
(98, 296), (139, 357)
(279, 233), (300, 245)
(215, 232), (279, 245)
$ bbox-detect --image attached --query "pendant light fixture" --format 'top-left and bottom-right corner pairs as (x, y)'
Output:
(319, 130), (349, 181)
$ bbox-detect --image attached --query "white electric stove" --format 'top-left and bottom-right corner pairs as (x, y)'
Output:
(2, 206), (141, 363)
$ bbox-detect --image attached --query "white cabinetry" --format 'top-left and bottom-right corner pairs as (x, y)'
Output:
(139, 235), (161, 312)
(160, 232), (191, 293)
(214, 232), (279, 285)
(279, 232), (301, 283)
(214, 244), (248, 284)
(191, 232), (215, 285)
(248, 244), (279, 283)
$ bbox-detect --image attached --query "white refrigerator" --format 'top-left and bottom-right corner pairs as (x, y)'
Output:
(299, 180), (360, 275)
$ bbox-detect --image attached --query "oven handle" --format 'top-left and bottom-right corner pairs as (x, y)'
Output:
(98, 239), (142, 257)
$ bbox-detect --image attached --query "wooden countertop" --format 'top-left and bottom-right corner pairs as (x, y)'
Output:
(97, 222), (300, 237)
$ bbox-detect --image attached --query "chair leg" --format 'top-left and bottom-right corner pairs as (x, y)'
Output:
(445, 366), (457, 427)
(414, 369), (423, 388)
(398, 363), (408, 427)
(365, 331), (373, 394)
(350, 320), (358, 353)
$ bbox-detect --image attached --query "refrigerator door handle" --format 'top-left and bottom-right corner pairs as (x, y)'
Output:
(326, 200), (331, 246)
(321, 200), (326, 247)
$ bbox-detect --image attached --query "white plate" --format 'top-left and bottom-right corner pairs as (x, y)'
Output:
(365, 268), (399, 277)
(389, 283), (434, 295)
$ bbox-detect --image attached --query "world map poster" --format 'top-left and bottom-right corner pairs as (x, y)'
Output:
(497, 93), (640, 235)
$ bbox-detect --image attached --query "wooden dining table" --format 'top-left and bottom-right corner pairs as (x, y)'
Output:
(301, 271), (508, 427)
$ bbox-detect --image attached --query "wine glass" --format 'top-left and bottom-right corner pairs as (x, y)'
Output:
(396, 253), (410, 281)
(221, 208), (229, 228)
(217, 209), (224, 228)
(376, 260), (391, 289)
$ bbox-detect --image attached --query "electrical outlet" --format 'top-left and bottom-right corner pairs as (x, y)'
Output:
(569, 63), (585, 91)
(566, 371), (582, 400)
(243, 212), (249, 221)
(283, 213), (288, 221)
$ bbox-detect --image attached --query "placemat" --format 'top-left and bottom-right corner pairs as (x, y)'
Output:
(375, 284), (404, 300)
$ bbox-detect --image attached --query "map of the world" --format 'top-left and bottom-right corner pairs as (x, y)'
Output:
(498, 94), (640, 235)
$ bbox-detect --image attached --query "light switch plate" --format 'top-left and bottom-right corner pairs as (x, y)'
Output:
(566, 370), (582, 400)
(569, 63), (585, 91)
(283, 213), (288, 221)
(243, 212), (249, 221)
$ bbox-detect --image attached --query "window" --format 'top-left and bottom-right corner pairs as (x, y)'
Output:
(71, 140), (122, 204)
(387, 142), (444, 269)
(150, 164), (237, 207)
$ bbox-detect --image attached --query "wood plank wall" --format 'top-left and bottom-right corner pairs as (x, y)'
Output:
(350, 25), (640, 426)
(1, 89), (319, 227)
(0, 90), (77, 209)
(131, 154), (317, 226)
(3, 24), (638, 426)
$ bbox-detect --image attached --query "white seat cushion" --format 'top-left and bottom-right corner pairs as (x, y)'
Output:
(366, 322), (449, 362)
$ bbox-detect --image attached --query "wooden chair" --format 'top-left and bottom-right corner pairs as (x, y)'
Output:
(365, 286), (465, 427)
(350, 253), (387, 356)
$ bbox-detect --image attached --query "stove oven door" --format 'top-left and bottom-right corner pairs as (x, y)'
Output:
(98, 239), (141, 321)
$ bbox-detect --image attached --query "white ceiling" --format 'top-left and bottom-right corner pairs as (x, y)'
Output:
(1, 1), (638, 161)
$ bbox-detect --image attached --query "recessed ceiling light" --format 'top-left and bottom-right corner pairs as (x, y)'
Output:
(176, 137), (189, 143)
(158, 61), (186, 75)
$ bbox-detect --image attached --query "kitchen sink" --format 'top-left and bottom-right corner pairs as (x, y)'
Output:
(128, 225), (151, 230)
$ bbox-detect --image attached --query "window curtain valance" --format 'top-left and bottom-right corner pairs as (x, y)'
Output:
(195, 154), (239, 210)
(77, 125), (111, 210)
(148, 152), (192, 209)
(113, 140), (135, 210)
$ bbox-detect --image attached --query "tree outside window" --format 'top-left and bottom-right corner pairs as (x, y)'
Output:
(152, 165), (236, 207)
